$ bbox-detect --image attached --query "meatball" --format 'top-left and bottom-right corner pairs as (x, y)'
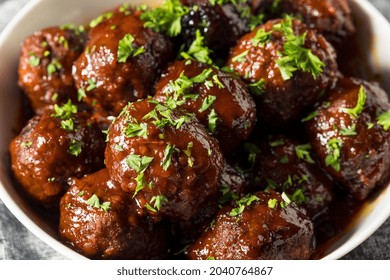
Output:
(305, 78), (390, 200)
(180, 0), (249, 59)
(154, 60), (257, 153)
(59, 169), (168, 259)
(170, 160), (248, 249)
(258, 0), (355, 42)
(18, 26), (85, 114)
(72, 9), (174, 116)
(105, 99), (224, 221)
(9, 102), (105, 207)
(186, 191), (314, 260)
(253, 135), (334, 220)
(227, 17), (338, 127)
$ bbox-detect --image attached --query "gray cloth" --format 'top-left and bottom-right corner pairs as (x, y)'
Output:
(0, 0), (389, 260)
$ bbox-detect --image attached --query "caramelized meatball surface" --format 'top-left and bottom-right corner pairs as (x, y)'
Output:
(259, 0), (355, 42)
(186, 191), (314, 260)
(59, 169), (168, 259)
(227, 18), (338, 127)
(305, 78), (390, 200)
(73, 9), (174, 116)
(18, 26), (84, 114)
(9, 104), (105, 207)
(105, 99), (224, 221)
(154, 60), (257, 153)
(253, 135), (334, 220)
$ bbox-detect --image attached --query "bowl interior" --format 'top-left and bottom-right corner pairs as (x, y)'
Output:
(0, 0), (389, 260)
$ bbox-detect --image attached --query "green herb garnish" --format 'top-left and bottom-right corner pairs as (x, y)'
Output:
(87, 194), (110, 212)
(117, 34), (145, 63)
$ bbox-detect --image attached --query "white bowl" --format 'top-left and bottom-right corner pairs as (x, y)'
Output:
(0, 0), (389, 260)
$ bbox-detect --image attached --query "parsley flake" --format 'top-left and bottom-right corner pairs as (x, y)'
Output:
(146, 195), (168, 212)
(117, 34), (145, 63)
(325, 138), (343, 172)
(181, 29), (213, 64)
(229, 194), (259, 217)
(162, 144), (175, 171)
(377, 110), (390, 131)
(295, 144), (315, 164)
(340, 86), (366, 119)
(68, 139), (83, 157)
(208, 109), (219, 133)
(86, 194), (110, 212)
(248, 78), (266, 96)
(199, 95), (217, 113)
(126, 154), (154, 173)
(275, 17), (325, 80)
(140, 0), (189, 37)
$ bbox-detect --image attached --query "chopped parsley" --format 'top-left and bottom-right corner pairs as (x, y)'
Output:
(140, 0), (189, 37)
(77, 88), (86, 101)
(275, 17), (325, 80)
(269, 139), (284, 147)
(218, 184), (239, 205)
(340, 86), (366, 119)
(229, 194), (259, 217)
(162, 144), (175, 171)
(268, 198), (278, 209)
(126, 154), (154, 173)
(52, 99), (77, 119)
(208, 109), (219, 133)
(60, 118), (74, 131)
(248, 78), (266, 96)
(243, 142), (261, 164)
(182, 142), (194, 167)
(86, 194), (110, 212)
(377, 110), (390, 131)
(301, 110), (318, 122)
(231, 50), (249, 63)
(325, 138), (343, 172)
(295, 144), (315, 164)
(68, 139), (83, 156)
(199, 95), (217, 113)
(290, 188), (307, 204)
(20, 141), (32, 148)
(251, 28), (272, 47)
(181, 30), (213, 64)
(89, 11), (114, 28)
(47, 58), (62, 75)
(145, 195), (168, 212)
(117, 34), (145, 63)
(280, 192), (292, 208)
(339, 124), (357, 136)
(28, 53), (40, 67)
(123, 120), (148, 139)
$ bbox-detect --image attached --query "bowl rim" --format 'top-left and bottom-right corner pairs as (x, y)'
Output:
(0, 0), (389, 260)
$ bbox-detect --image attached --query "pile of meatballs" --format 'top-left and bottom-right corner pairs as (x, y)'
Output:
(10, 0), (390, 259)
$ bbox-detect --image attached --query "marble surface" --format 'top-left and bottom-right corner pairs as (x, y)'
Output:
(0, 0), (389, 260)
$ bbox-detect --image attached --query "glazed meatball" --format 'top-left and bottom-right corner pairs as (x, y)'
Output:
(227, 17), (338, 127)
(18, 26), (85, 114)
(253, 135), (334, 220)
(180, 0), (249, 59)
(9, 102), (105, 207)
(186, 191), (314, 260)
(59, 169), (168, 259)
(305, 78), (390, 200)
(169, 159), (248, 249)
(154, 60), (257, 153)
(105, 99), (224, 221)
(73, 9), (174, 116)
(258, 0), (355, 42)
